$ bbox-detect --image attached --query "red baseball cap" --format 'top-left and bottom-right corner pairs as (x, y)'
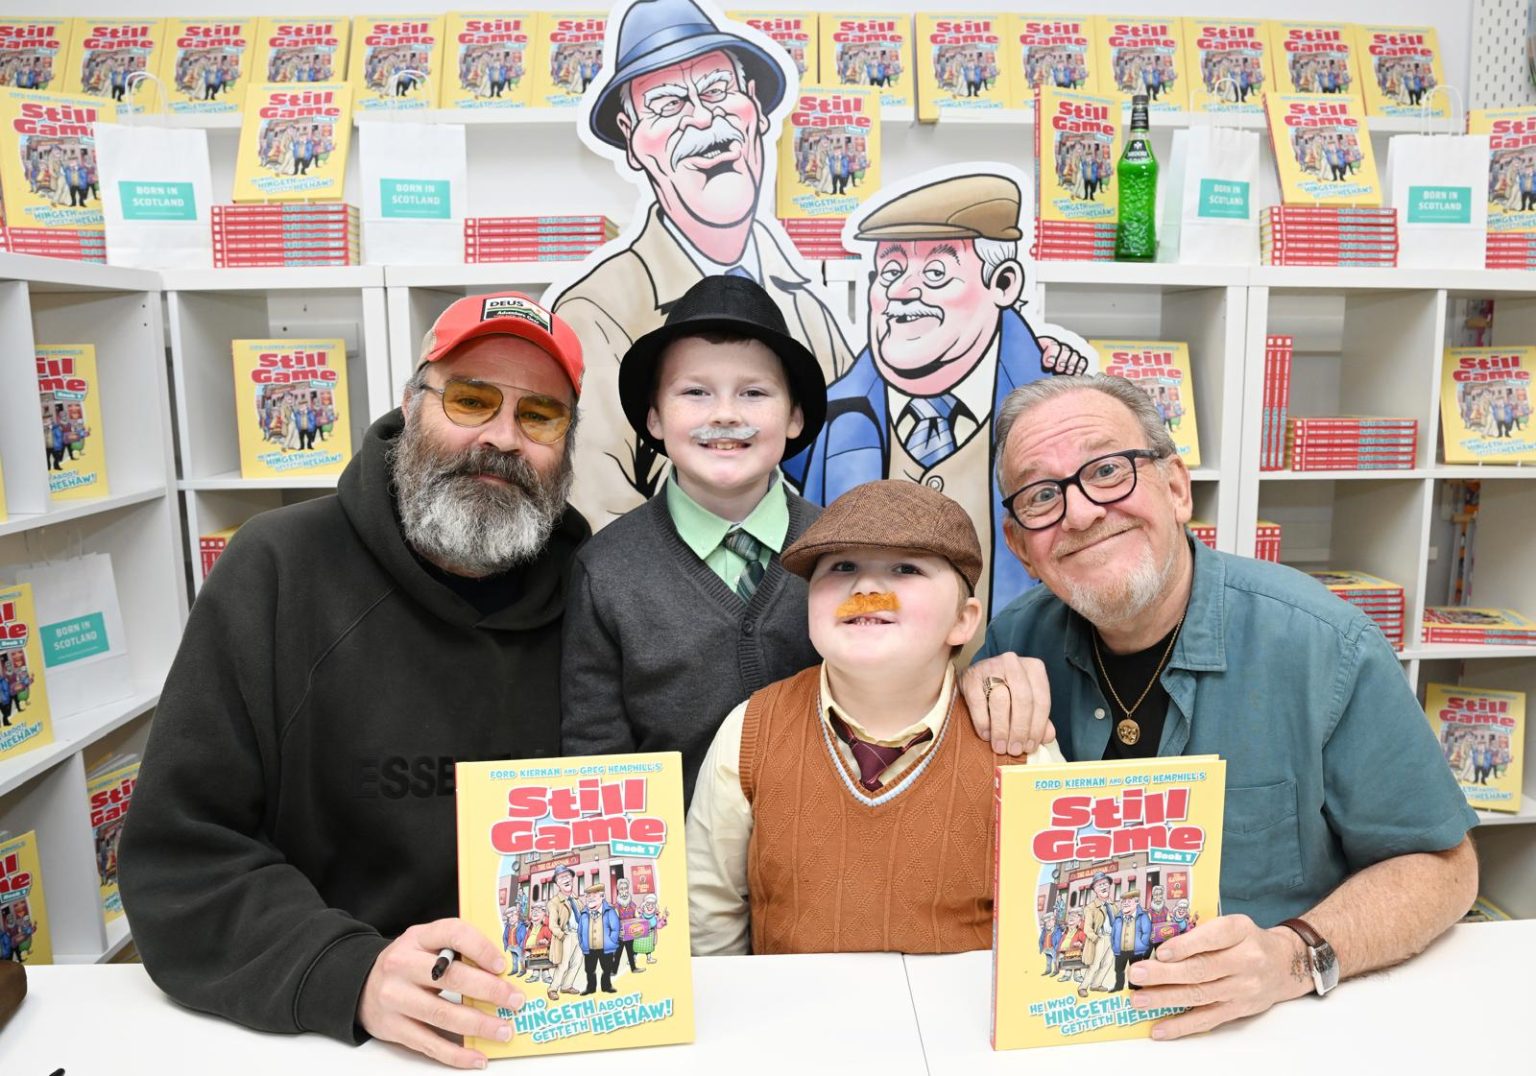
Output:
(417, 291), (585, 396)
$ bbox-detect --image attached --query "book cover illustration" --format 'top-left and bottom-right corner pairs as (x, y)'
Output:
(350, 14), (445, 110)
(1354, 25), (1445, 119)
(455, 752), (694, 1058)
(1424, 684), (1525, 814)
(37, 344), (108, 501)
(233, 82), (353, 202)
(777, 85), (878, 220)
(1035, 85), (1120, 223)
(1422, 606), (1536, 643)
(0, 829), (50, 964)
(0, 20), (72, 92)
(532, 12), (606, 109)
(0, 90), (116, 229)
(1093, 339), (1200, 466)
(200, 524), (242, 579)
(1264, 93), (1381, 207)
(157, 19), (253, 115)
(1267, 21), (1362, 106)
(445, 12), (535, 109)
(820, 13), (910, 109)
(1096, 16), (1186, 113)
(1010, 15), (1096, 107)
(252, 17), (351, 85)
(1185, 18), (1270, 114)
(87, 757), (139, 921)
(1468, 109), (1536, 235)
(1440, 347), (1535, 464)
(232, 338), (352, 479)
(728, 12), (816, 82)
(915, 14), (1009, 121)
(0, 583), (53, 764)
(63, 18), (165, 114)
(993, 756), (1226, 1049)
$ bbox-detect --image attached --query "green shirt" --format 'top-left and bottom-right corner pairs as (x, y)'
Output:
(665, 473), (789, 589)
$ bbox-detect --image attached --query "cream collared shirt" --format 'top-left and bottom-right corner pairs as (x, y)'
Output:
(887, 334), (1000, 454)
(659, 211), (763, 284)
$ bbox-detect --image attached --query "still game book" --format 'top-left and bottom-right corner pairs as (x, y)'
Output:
(0, 829), (50, 964)
(728, 12), (816, 81)
(1096, 15), (1187, 113)
(37, 344), (108, 501)
(232, 338), (352, 479)
(252, 17), (351, 84)
(1035, 85), (1120, 224)
(62, 18), (165, 114)
(993, 756), (1226, 1049)
(778, 86), (878, 221)
(87, 756), (138, 921)
(821, 13), (911, 110)
(1440, 347), (1536, 464)
(1010, 15), (1097, 107)
(350, 15), (445, 109)
(533, 12), (606, 109)
(0, 19), (72, 92)
(916, 14), (1010, 121)
(0, 89), (116, 230)
(158, 19), (254, 114)
(1092, 339), (1200, 466)
(233, 83), (353, 202)
(1353, 25), (1445, 119)
(1264, 93), (1381, 207)
(1267, 21), (1362, 106)
(455, 753), (694, 1058)
(0, 583), (53, 764)
(1424, 684), (1525, 815)
(1468, 109), (1536, 235)
(445, 12), (535, 109)
(1185, 18), (1270, 114)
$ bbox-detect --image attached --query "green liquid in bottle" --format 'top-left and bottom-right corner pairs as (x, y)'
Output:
(1115, 95), (1158, 262)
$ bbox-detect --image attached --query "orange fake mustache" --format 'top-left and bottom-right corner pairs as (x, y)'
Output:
(836, 592), (900, 619)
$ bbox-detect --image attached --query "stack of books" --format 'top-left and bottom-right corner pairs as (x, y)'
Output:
(1255, 520), (1282, 562)
(1285, 416), (1418, 470)
(1, 226), (107, 263)
(1188, 520), (1217, 550)
(780, 218), (854, 260)
(1421, 607), (1536, 647)
(1261, 207), (1397, 267)
(463, 215), (617, 263)
(1260, 335), (1294, 471)
(1033, 221), (1116, 262)
(1309, 569), (1406, 650)
(212, 204), (359, 268)
(1484, 234), (1536, 271)
(199, 526), (241, 580)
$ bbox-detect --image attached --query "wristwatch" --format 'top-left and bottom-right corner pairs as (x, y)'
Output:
(1280, 917), (1339, 997)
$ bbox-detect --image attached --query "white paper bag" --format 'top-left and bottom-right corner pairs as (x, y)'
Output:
(1386, 133), (1489, 270)
(13, 552), (131, 718)
(95, 121), (214, 270)
(360, 122), (468, 265)
(1160, 125), (1261, 265)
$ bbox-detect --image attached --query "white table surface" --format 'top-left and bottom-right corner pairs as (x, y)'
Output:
(904, 919), (1536, 1073)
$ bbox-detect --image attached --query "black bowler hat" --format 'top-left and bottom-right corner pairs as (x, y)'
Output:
(618, 274), (827, 460)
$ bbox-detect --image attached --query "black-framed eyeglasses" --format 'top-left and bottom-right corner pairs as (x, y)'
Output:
(419, 377), (572, 444)
(1002, 449), (1169, 531)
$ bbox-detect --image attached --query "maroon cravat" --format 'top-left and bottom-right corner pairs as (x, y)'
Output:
(828, 713), (934, 791)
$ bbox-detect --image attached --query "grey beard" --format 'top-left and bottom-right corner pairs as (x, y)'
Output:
(1064, 531), (1179, 629)
(390, 409), (573, 577)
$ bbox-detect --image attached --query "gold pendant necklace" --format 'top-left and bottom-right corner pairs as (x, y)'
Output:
(1092, 614), (1186, 747)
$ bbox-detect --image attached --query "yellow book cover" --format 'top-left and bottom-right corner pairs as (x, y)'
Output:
(0, 583), (54, 764)
(157, 19), (255, 115)
(37, 344), (108, 501)
(1468, 108), (1536, 235)
(0, 829), (50, 964)
(0, 90), (116, 230)
(1093, 339), (1200, 466)
(1306, 568), (1402, 592)
(1096, 15), (1187, 113)
(1425, 684), (1525, 815)
(87, 759), (138, 922)
(1354, 25), (1445, 119)
(444, 12), (536, 109)
(0, 19), (73, 92)
(728, 12), (816, 82)
(233, 82), (353, 202)
(350, 14), (445, 110)
(993, 756), (1226, 1049)
(252, 17), (351, 84)
(1264, 93), (1381, 207)
(820, 13), (912, 110)
(232, 338), (352, 479)
(1440, 347), (1536, 463)
(1184, 18), (1271, 114)
(531, 12), (607, 109)
(1267, 21), (1362, 107)
(62, 19), (165, 114)
(1035, 85), (1119, 224)
(455, 752), (695, 1058)
(915, 14), (1010, 122)
(1008, 14), (1096, 108)
(777, 85), (877, 220)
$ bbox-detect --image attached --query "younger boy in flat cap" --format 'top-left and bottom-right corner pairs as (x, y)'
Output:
(561, 275), (827, 806)
(686, 480), (1064, 956)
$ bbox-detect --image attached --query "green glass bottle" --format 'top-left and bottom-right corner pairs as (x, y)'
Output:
(1114, 94), (1158, 262)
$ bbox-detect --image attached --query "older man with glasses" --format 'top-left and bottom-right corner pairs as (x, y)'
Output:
(963, 373), (1478, 1041)
(121, 293), (590, 1068)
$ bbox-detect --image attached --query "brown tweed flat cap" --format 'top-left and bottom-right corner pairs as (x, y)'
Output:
(853, 174), (1023, 242)
(781, 479), (983, 590)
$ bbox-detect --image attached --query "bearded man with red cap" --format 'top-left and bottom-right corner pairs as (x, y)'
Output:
(121, 293), (588, 1068)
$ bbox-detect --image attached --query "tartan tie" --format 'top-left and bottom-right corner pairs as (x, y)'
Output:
(722, 527), (765, 602)
(828, 713), (934, 792)
(902, 393), (963, 468)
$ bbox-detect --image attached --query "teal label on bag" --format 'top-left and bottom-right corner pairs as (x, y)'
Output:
(381, 178), (452, 219)
(119, 181), (197, 222)
(41, 612), (109, 666)
(1197, 178), (1250, 220)
(1407, 185), (1471, 225)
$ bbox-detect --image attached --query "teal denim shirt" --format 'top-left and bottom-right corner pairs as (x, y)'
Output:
(976, 539), (1478, 927)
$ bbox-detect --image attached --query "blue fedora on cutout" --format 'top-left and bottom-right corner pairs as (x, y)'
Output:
(589, 0), (787, 150)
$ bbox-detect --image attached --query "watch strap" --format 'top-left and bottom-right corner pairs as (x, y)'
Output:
(1279, 917), (1325, 950)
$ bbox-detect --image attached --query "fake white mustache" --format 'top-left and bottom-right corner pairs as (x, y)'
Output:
(691, 424), (759, 441)
(885, 299), (944, 324)
(671, 118), (744, 169)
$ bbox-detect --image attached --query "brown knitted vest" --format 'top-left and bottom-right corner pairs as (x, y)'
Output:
(740, 666), (1020, 955)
